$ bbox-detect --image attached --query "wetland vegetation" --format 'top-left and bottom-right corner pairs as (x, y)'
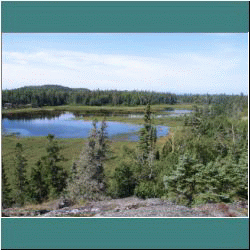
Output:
(1, 86), (248, 215)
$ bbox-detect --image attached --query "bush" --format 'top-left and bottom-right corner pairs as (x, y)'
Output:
(108, 162), (135, 198)
(134, 181), (158, 199)
(192, 192), (221, 205)
(163, 151), (248, 206)
(163, 154), (203, 206)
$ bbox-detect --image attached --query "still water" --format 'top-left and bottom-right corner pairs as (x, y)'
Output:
(2, 113), (169, 141)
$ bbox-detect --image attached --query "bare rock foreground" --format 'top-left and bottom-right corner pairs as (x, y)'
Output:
(2, 197), (248, 217)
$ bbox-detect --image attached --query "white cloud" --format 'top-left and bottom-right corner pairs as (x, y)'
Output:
(2, 48), (247, 94)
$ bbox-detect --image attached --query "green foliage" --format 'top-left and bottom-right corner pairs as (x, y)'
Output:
(138, 104), (157, 156)
(163, 154), (203, 206)
(13, 143), (28, 206)
(214, 153), (248, 200)
(136, 104), (157, 181)
(29, 160), (49, 203)
(134, 181), (158, 199)
(108, 162), (135, 198)
(235, 151), (248, 199)
(163, 149), (248, 206)
(2, 94), (248, 208)
(132, 104), (166, 199)
(66, 119), (108, 202)
(155, 150), (160, 160)
(2, 85), (177, 107)
(1, 162), (13, 208)
(30, 134), (68, 201)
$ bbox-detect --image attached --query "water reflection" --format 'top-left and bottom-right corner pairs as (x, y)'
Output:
(2, 111), (63, 120)
(2, 112), (169, 141)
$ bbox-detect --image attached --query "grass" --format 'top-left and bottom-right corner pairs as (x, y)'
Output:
(2, 103), (193, 115)
(2, 132), (169, 195)
(2, 103), (188, 202)
(2, 136), (85, 191)
(2, 103), (186, 190)
(72, 114), (186, 127)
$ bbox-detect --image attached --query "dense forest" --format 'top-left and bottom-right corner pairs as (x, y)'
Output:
(2, 85), (177, 106)
(1, 90), (248, 209)
(2, 85), (247, 109)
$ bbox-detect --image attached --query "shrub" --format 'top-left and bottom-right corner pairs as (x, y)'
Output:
(134, 181), (158, 199)
(108, 162), (135, 198)
(163, 151), (248, 206)
(163, 154), (203, 206)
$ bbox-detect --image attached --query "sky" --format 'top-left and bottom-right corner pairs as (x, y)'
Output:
(2, 33), (248, 94)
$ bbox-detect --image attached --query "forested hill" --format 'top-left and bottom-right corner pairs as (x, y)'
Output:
(16, 85), (90, 92)
(2, 84), (248, 108)
(2, 85), (177, 107)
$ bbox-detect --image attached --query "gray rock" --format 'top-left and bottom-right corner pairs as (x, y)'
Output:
(57, 198), (72, 209)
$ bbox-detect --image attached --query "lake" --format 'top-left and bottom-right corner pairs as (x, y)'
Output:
(2, 112), (169, 141)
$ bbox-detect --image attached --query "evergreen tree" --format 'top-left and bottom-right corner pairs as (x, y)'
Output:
(66, 119), (108, 202)
(163, 154), (203, 206)
(31, 134), (67, 201)
(30, 160), (48, 203)
(136, 104), (157, 180)
(235, 151), (248, 199)
(13, 143), (28, 206)
(96, 119), (109, 160)
(2, 162), (12, 208)
(109, 162), (135, 198)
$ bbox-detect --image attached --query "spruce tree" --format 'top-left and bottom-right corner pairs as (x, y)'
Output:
(13, 143), (28, 206)
(66, 119), (108, 202)
(31, 134), (67, 201)
(44, 134), (67, 196)
(2, 162), (12, 208)
(30, 159), (48, 203)
(96, 119), (109, 160)
(136, 104), (157, 180)
(112, 162), (135, 198)
(163, 154), (202, 206)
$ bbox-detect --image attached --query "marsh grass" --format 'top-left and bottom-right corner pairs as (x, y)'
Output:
(1, 134), (168, 201)
(2, 103), (193, 115)
(1, 136), (84, 194)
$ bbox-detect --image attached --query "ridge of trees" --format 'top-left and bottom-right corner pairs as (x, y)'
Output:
(2, 85), (177, 107)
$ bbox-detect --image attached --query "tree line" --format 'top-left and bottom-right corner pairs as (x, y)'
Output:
(2, 85), (177, 107)
(2, 85), (247, 110)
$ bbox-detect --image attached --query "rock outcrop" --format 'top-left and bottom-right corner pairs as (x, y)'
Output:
(2, 197), (248, 217)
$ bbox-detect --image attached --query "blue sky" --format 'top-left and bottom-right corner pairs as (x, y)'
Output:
(2, 33), (248, 94)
